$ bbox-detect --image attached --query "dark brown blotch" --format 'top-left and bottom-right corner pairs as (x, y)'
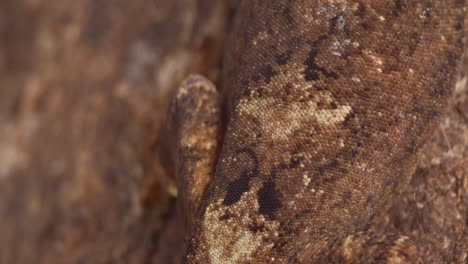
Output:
(222, 148), (259, 206)
(248, 222), (266, 233)
(281, 6), (294, 24)
(303, 49), (339, 81)
(257, 180), (282, 220)
(218, 213), (231, 221)
(222, 171), (252, 206)
(304, 50), (321, 81)
(261, 64), (276, 84)
(274, 51), (292, 65)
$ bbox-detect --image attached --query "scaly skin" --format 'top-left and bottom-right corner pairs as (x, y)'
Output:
(160, 1), (465, 263)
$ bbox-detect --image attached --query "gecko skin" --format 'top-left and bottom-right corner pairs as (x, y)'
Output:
(160, 0), (465, 263)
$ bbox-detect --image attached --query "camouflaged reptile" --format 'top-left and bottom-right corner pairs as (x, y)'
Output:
(157, 0), (466, 263)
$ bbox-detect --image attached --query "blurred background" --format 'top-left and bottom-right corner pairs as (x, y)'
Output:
(0, 1), (466, 263)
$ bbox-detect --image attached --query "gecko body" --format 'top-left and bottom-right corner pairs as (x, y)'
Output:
(160, 1), (465, 263)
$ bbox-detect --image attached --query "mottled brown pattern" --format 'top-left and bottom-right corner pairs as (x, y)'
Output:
(173, 1), (465, 263)
(0, 0), (466, 263)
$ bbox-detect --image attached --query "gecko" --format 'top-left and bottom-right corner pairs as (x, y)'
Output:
(157, 0), (465, 263)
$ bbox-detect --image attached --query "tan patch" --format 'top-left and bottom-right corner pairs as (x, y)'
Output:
(202, 189), (280, 263)
(234, 57), (352, 140)
(341, 235), (356, 260)
(237, 95), (351, 140)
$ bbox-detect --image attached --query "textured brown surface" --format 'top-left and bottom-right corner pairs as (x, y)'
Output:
(0, 0), (229, 263)
(184, 1), (465, 263)
(0, 0), (466, 263)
